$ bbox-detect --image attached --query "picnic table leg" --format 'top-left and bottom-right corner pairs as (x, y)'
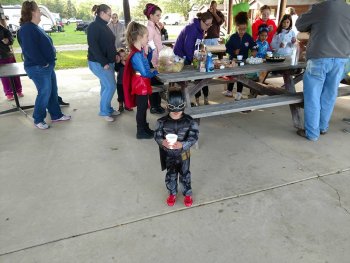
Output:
(283, 72), (303, 129)
(179, 81), (200, 149)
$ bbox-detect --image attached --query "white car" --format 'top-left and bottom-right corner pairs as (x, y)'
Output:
(66, 17), (83, 25)
(161, 13), (183, 25)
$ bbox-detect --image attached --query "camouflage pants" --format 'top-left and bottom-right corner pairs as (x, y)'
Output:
(165, 156), (192, 196)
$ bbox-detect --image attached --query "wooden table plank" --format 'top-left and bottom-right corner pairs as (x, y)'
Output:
(157, 61), (306, 83)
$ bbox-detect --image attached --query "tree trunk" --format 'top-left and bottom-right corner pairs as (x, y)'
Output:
(123, 0), (131, 26)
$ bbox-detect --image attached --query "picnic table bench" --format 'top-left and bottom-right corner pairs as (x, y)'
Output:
(157, 61), (350, 130)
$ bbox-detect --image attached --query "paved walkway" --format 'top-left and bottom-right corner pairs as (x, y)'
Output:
(1, 68), (350, 262)
(13, 44), (88, 54)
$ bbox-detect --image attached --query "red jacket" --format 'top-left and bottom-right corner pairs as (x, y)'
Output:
(252, 18), (277, 44)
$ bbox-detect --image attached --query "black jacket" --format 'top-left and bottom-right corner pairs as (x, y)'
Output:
(0, 25), (14, 59)
(155, 114), (199, 154)
(87, 16), (116, 66)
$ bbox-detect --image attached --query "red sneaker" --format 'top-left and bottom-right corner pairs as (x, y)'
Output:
(17, 92), (24, 97)
(166, 195), (176, 206)
(184, 196), (193, 207)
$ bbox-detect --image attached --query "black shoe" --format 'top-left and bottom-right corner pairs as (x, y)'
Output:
(156, 106), (165, 114)
(59, 100), (70, 106)
(136, 130), (154, 139)
(145, 123), (155, 136)
(150, 107), (165, 114)
(320, 130), (327, 135)
(150, 107), (158, 114)
(296, 129), (306, 138)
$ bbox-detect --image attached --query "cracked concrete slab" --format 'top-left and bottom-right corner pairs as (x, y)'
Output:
(2, 175), (350, 262)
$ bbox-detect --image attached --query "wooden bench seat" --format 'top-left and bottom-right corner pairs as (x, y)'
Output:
(185, 93), (303, 119)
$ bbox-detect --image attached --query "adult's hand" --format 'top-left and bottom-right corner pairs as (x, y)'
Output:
(104, 64), (110, 70)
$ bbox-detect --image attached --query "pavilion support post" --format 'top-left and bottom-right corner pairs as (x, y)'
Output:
(227, 0), (233, 34)
(276, 0), (287, 24)
(123, 0), (131, 26)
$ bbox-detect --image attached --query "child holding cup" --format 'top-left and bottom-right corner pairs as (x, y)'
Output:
(154, 90), (199, 207)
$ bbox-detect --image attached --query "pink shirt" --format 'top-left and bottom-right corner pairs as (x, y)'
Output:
(147, 20), (163, 67)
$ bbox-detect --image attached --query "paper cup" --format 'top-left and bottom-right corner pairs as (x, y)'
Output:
(166, 134), (178, 148)
(237, 55), (243, 61)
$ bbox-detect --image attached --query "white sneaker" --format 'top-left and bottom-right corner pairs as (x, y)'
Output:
(111, 110), (121, 116)
(235, 92), (242, 101)
(52, 115), (71, 122)
(222, 90), (233, 97)
(104, 116), (115, 122)
(35, 122), (50, 130)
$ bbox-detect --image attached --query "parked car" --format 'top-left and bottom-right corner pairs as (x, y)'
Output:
(160, 13), (183, 25)
(66, 17), (83, 25)
(75, 21), (90, 33)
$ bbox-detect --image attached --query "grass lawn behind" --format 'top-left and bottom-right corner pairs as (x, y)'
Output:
(12, 24), (88, 49)
(14, 50), (88, 70)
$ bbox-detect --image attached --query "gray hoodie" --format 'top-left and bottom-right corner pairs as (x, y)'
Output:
(295, 0), (350, 60)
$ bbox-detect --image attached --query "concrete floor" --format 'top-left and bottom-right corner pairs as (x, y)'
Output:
(1, 68), (350, 262)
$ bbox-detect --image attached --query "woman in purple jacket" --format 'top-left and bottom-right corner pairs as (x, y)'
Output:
(173, 12), (213, 106)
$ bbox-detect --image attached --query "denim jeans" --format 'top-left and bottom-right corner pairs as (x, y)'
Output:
(303, 58), (347, 140)
(25, 64), (63, 124)
(88, 61), (116, 116)
(203, 38), (219, 46)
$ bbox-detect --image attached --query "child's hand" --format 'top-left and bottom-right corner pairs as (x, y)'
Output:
(162, 140), (171, 149)
(291, 37), (296, 44)
(172, 141), (183, 150)
(280, 42), (285, 48)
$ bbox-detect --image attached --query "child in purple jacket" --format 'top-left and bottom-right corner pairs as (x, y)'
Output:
(173, 12), (213, 106)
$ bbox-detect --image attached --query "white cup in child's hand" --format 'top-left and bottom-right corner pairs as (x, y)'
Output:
(237, 55), (243, 61)
(166, 134), (178, 149)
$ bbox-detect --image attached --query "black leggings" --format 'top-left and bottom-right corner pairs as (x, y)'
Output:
(227, 82), (243, 93)
(150, 76), (163, 108)
(116, 84), (124, 103)
(136, 95), (148, 129)
(195, 86), (209, 98)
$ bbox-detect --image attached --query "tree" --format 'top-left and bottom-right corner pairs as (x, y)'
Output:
(162, 0), (209, 21)
(131, 0), (149, 21)
(65, 0), (76, 18)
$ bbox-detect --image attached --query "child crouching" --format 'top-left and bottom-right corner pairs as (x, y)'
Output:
(154, 91), (199, 207)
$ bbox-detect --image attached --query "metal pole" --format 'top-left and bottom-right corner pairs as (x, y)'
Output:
(123, 0), (131, 26)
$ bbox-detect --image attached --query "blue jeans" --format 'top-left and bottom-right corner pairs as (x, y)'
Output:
(303, 58), (347, 140)
(203, 38), (219, 46)
(88, 61), (116, 116)
(25, 64), (63, 124)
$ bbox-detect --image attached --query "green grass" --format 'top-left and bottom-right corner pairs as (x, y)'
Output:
(15, 50), (88, 70)
(12, 24), (87, 48)
(13, 24), (89, 69)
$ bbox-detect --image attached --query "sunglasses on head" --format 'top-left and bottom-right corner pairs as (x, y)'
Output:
(168, 103), (186, 111)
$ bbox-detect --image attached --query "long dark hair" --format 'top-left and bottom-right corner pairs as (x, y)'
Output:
(276, 14), (292, 34)
(197, 11), (213, 23)
(91, 4), (111, 17)
(143, 3), (162, 20)
(20, 0), (38, 25)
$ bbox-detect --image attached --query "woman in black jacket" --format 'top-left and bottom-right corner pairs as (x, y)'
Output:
(87, 4), (119, 122)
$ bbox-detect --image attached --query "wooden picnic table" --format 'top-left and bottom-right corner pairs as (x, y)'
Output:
(157, 60), (307, 129)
